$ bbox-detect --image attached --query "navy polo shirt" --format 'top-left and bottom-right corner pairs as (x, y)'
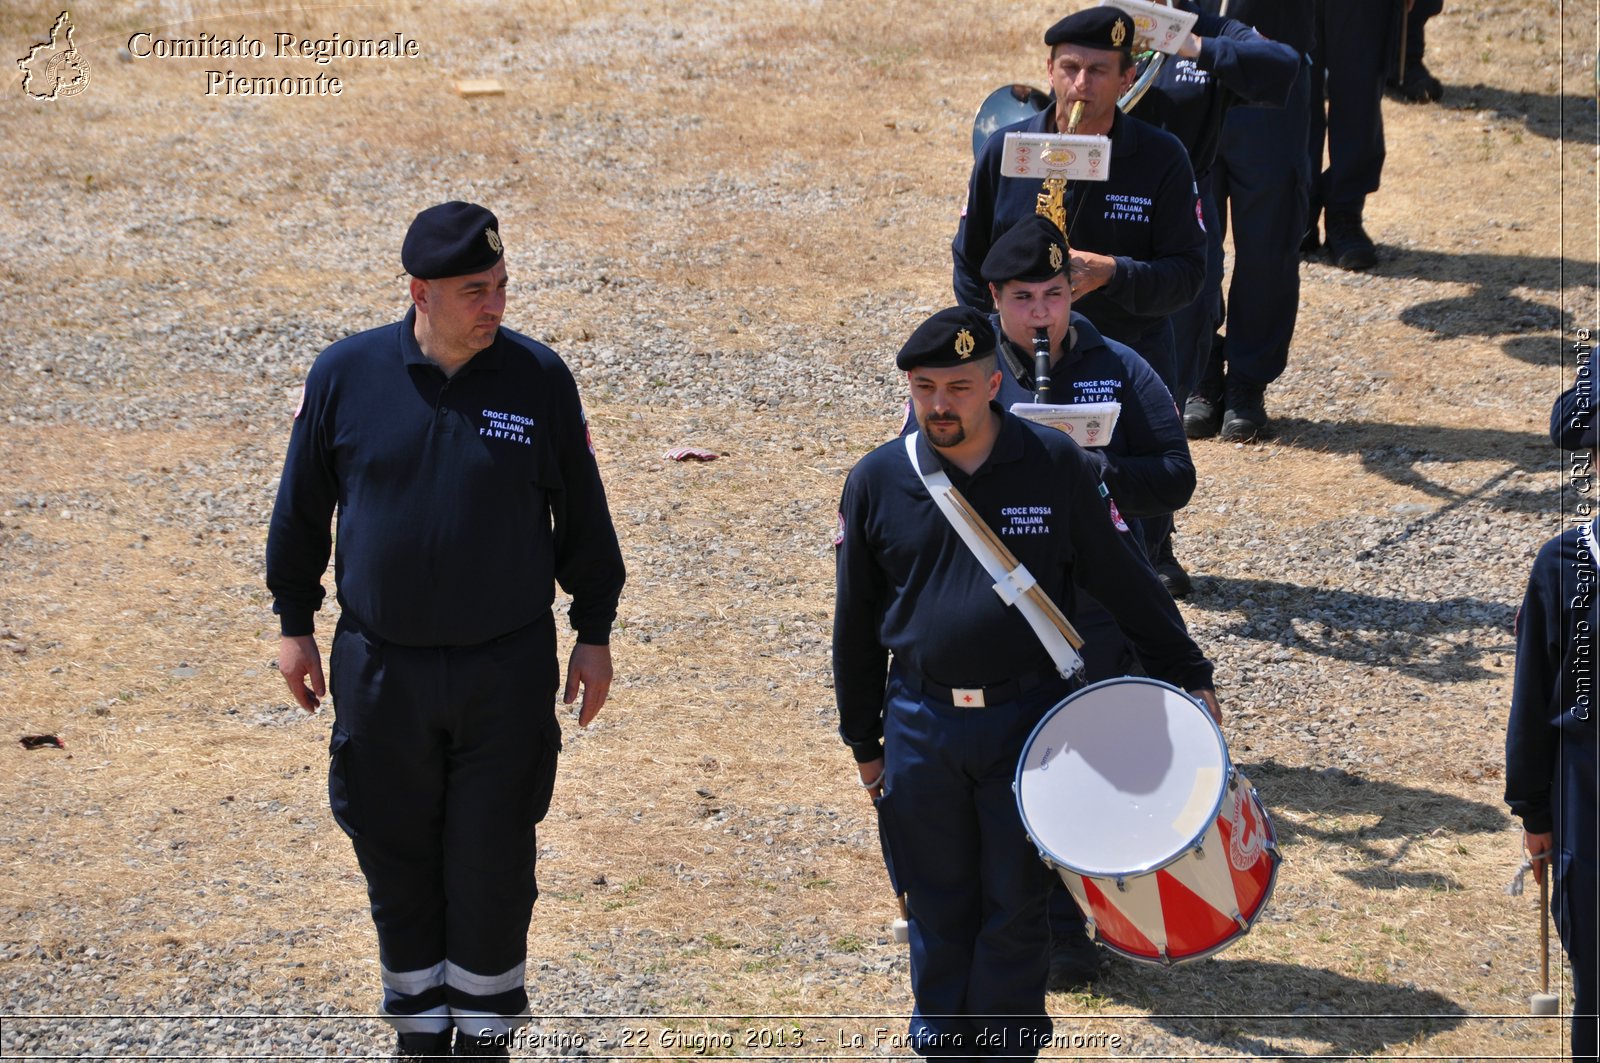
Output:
(992, 312), (1194, 518)
(1211, 0), (1315, 57)
(1133, 10), (1301, 178)
(833, 407), (1214, 762)
(953, 107), (1206, 354)
(1506, 523), (1599, 852)
(266, 308), (625, 647)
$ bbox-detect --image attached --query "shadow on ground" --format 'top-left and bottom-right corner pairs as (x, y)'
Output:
(1243, 760), (1511, 884)
(1084, 763), (1505, 1056)
(1184, 574), (1515, 682)
(1093, 956), (1468, 1059)
(1436, 82), (1599, 144)
(1328, 242), (1595, 366)
(1267, 416), (1554, 500)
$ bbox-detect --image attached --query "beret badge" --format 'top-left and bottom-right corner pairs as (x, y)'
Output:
(955, 329), (976, 360)
(485, 228), (503, 254)
(1111, 17), (1128, 46)
(1049, 244), (1064, 272)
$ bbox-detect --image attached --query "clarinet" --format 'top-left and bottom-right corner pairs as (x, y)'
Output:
(1032, 327), (1052, 404)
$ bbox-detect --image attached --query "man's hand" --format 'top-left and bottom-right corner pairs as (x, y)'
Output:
(1525, 830), (1554, 885)
(1177, 32), (1203, 59)
(858, 756), (885, 802)
(1190, 688), (1222, 726)
(1069, 250), (1117, 298)
(279, 634), (325, 713)
(564, 642), (614, 727)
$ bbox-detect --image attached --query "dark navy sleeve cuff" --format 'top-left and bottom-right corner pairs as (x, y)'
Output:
(849, 738), (885, 763)
(275, 605), (315, 638)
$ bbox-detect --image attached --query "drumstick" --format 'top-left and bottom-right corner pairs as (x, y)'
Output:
(944, 485), (1085, 651)
(1532, 867), (1559, 1015)
(946, 489), (1081, 649)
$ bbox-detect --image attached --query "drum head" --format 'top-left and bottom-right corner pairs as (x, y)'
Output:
(1016, 677), (1228, 879)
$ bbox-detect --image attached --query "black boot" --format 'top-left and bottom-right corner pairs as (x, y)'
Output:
(1324, 207), (1377, 271)
(454, 1031), (511, 1058)
(1154, 528), (1193, 599)
(1220, 380), (1270, 443)
(1390, 61), (1443, 103)
(1183, 344), (1225, 440)
(1048, 921), (1102, 991)
(1300, 204), (1321, 255)
(394, 1030), (454, 1061)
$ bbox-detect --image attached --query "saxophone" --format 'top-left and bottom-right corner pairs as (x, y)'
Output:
(1034, 99), (1084, 235)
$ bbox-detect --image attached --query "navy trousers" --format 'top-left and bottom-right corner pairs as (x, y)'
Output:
(1207, 62), (1312, 390)
(1170, 176), (1223, 406)
(1308, 0), (1392, 211)
(1403, 0), (1444, 69)
(328, 614), (562, 1039)
(878, 668), (1074, 1060)
(1556, 861), (1599, 1061)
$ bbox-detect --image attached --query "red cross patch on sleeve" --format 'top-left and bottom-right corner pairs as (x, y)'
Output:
(1107, 496), (1130, 533)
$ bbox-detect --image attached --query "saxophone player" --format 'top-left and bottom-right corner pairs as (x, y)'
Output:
(952, 7), (1204, 397)
(952, 6), (1205, 597)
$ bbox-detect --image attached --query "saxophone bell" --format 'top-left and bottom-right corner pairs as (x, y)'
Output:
(1034, 100), (1087, 236)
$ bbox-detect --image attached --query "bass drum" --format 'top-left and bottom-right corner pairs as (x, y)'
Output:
(1015, 677), (1280, 964)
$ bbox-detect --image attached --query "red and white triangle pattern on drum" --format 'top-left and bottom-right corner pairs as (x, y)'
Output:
(1061, 777), (1280, 965)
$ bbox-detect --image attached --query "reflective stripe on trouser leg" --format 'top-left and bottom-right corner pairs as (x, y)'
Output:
(329, 622), (450, 1032)
(440, 618), (561, 1038)
(329, 616), (559, 1038)
(380, 959), (450, 1034)
(446, 961), (532, 1039)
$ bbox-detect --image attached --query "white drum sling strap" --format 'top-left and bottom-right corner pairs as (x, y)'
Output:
(904, 432), (1084, 681)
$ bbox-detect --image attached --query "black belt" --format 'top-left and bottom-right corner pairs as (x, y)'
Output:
(901, 665), (1063, 708)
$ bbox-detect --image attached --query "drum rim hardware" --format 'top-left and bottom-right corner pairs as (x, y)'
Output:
(1015, 676), (1283, 966)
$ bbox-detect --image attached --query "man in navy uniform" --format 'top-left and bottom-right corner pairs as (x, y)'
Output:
(1129, 1), (1303, 446)
(267, 201), (626, 1060)
(1111, 3), (1299, 576)
(1305, 0), (1395, 271)
(1184, 0), (1315, 444)
(952, 7), (1205, 394)
(1505, 385), (1599, 1063)
(834, 305), (1218, 1056)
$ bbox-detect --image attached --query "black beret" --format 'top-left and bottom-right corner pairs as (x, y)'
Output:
(1044, 7), (1135, 51)
(402, 201), (503, 280)
(1550, 384), (1598, 450)
(983, 215), (1070, 286)
(896, 307), (997, 371)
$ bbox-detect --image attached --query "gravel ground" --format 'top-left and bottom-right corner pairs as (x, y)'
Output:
(2, 1), (1596, 1060)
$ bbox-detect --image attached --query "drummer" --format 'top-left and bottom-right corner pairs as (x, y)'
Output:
(833, 305), (1219, 1058)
